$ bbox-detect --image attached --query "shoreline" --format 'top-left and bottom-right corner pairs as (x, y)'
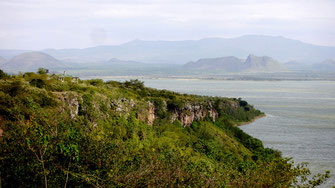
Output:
(234, 114), (266, 127)
(80, 75), (335, 82)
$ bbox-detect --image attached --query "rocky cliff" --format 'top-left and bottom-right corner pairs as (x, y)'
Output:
(170, 102), (218, 126)
(56, 92), (243, 127)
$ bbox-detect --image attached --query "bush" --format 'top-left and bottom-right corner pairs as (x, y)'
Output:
(123, 79), (144, 90)
(239, 100), (248, 107)
(37, 67), (49, 74)
(167, 98), (184, 111)
(30, 78), (46, 88)
(87, 79), (104, 86)
(0, 69), (9, 79)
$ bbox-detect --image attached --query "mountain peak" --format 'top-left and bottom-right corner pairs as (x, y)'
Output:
(1, 51), (64, 73)
(246, 54), (273, 61)
(12, 51), (58, 60)
(244, 55), (287, 71)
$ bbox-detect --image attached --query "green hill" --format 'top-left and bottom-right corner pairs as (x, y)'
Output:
(0, 70), (330, 187)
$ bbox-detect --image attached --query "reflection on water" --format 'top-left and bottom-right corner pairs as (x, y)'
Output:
(135, 79), (335, 187)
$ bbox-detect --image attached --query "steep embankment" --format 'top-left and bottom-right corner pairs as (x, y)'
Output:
(0, 72), (329, 187)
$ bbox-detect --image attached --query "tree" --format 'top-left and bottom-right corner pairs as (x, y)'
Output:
(0, 69), (9, 79)
(38, 68), (49, 74)
(30, 79), (46, 88)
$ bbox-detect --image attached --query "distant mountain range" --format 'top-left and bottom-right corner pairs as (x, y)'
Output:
(0, 52), (172, 75)
(1, 35), (335, 75)
(1, 35), (335, 65)
(184, 55), (287, 72)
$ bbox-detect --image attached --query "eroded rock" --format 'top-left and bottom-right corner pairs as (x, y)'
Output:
(54, 92), (81, 119)
(147, 102), (155, 125)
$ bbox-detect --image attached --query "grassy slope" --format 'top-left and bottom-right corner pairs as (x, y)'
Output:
(0, 71), (330, 187)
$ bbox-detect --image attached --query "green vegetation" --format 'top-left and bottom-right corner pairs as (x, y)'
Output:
(0, 69), (330, 187)
(37, 68), (49, 75)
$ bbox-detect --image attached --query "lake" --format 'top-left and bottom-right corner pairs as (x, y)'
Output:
(130, 79), (334, 186)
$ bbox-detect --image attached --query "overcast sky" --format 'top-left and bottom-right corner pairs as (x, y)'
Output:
(0, 0), (334, 50)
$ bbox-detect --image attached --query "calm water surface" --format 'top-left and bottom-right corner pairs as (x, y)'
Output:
(107, 78), (335, 186)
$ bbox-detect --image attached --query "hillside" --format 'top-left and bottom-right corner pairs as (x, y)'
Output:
(0, 52), (65, 73)
(184, 55), (287, 72)
(244, 55), (287, 72)
(0, 70), (330, 187)
(67, 58), (178, 76)
(0, 49), (31, 60)
(184, 56), (243, 72)
(0, 57), (7, 66)
(313, 59), (335, 72)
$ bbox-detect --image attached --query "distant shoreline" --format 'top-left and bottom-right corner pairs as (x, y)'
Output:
(82, 75), (335, 82)
(234, 114), (266, 127)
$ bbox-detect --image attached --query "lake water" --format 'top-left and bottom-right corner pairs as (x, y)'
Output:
(130, 79), (335, 187)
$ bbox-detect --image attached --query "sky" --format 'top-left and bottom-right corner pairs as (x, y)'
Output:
(0, 0), (334, 50)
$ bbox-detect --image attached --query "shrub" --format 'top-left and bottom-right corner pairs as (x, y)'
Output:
(30, 78), (46, 88)
(87, 79), (104, 86)
(123, 79), (144, 90)
(37, 67), (49, 74)
(0, 69), (9, 79)
(239, 100), (248, 107)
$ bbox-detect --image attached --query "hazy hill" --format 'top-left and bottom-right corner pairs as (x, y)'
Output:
(244, 55), (287, 72)
(284, 61), (313, 71)
(67, 58), (173, 76)
(102, 58), (147, 68)
(184, 56), (243, 72)
(39, 35), (334, 64)
(0, 52), (65, 73)
(0, 56), (7, 66)
(0, 49), (31, 60)
(312, 59), (335, 72)
(184, 55), (287, 72)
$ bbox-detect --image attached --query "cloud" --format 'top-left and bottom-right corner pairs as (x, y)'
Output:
(0, 0), (334, 49)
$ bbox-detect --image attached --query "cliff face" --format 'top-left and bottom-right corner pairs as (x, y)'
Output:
(170, 102), (218, 126)
(56, 92), (243, 127)
(54, 92), (81, 120)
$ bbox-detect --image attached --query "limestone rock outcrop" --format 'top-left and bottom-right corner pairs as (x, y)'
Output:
(54, 92), (81, 119)
(55, 92), (233, 127)
(171, 102), (218, 126)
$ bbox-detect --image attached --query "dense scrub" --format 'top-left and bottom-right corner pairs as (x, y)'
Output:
(0, 70), (330, 187)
